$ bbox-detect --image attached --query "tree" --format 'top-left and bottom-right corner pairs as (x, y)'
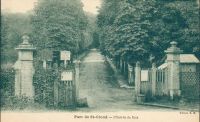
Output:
(1, 13), (31, 63)
(31, 0), (89, 56)
(97, 0), (199, 67)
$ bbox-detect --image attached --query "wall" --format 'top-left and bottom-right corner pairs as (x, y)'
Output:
(180, 64), (197, 72)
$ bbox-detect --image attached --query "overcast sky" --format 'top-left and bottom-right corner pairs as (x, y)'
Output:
(1, 0), (102, 14)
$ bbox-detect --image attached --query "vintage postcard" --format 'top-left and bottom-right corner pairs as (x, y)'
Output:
(1, 0), (199, 122)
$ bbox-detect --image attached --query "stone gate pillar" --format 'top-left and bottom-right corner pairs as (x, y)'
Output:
(13, 35), (36, 98)
(164, 41), (183, 100)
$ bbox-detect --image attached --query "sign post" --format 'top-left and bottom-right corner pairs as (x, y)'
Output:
(61, 71), (73, 81)
(141, 70), (149, 81)
(60, 51), (71, 68)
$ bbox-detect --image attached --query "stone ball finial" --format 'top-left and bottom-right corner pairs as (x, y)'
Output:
(170, 41), (177, 47)
(152, 63), (156, 68)
(74, 60), (81, 67)
(165, 41), (182, 54)
(22, 35), (30, 44)
(136, 61), (140, 67)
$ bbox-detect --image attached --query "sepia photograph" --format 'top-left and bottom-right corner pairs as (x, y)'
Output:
(1, 0), (199, 122)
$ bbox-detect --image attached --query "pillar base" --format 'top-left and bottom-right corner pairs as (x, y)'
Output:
(169, 89), (181, 100)
(15, 95), (35, 102)
(136, 94), (145, 103)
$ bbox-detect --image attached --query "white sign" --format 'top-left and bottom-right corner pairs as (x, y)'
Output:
(60, 51), (71, 60)
(141, 70), (149, 81)
(61, 71), (73, 81)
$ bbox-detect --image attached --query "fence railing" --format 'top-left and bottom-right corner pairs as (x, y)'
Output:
(139, 69), (168, 97)
(156, 69), (168, 96)
(136, 62), (200, 102)
(33, 64), (76, 108)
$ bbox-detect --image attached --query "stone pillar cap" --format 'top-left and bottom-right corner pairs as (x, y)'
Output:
(136, 61), (140, 67)
(152, 63), (156, 68)
(74, 60), (81, 63)
(165, 41), (183, 54)
(22, 35), (30, 45)
(170, 41), (177, 46)
(15, 35), (36, 50)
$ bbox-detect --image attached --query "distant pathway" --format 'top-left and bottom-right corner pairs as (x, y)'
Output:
(78, 49), (176, 112)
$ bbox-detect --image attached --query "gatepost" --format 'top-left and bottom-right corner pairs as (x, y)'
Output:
(74, 60), (81, 100)
(164, 41), (183, 100)
(128, 64), (134, 85)
(54, 51), (77, 107)
(13, 35), (36, 98)
(151, 63), (157, 97)
(135, 61), (145, 103)
(135, 61), (141, 96)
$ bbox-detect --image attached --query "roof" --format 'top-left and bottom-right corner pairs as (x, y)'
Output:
(158, 63), (167, 69)
(158, 54), (200, 69)
(180, 54), (200, 63)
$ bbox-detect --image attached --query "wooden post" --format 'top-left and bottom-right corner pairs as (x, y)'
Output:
(53, 67), (59, 107)
(72, 70), (76, 106)
(128, 64), (134, 85)
(43, 60), (47, 69)
(123, 61), (126, 75)
(151, 63), (157, 97)
(64, 60), (67, 68)
(54, 80), (58, 107)
(74, 60), (80, 100)
(135, 61), (141, 96)
(120, 58), (123, 72)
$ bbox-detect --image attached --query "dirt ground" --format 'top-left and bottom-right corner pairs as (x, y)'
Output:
(77, 49), (181, 112)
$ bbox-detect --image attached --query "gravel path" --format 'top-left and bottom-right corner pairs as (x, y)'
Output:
(78, 49), (178, 112)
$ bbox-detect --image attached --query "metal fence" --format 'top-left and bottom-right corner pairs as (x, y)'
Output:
(140, 69), (168, 97)
(136, 61), (200, 101)
(155, 69), (168, 96)
(140, 70), (152, 95)
(140, 81), (152, 95)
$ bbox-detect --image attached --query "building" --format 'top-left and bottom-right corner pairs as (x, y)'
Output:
(158, 54), (200, 72)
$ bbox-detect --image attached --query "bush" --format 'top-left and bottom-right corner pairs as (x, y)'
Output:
(33, 66), (58, 107)
(0, 68), (15, 107)
(1, 95), (46, 110)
